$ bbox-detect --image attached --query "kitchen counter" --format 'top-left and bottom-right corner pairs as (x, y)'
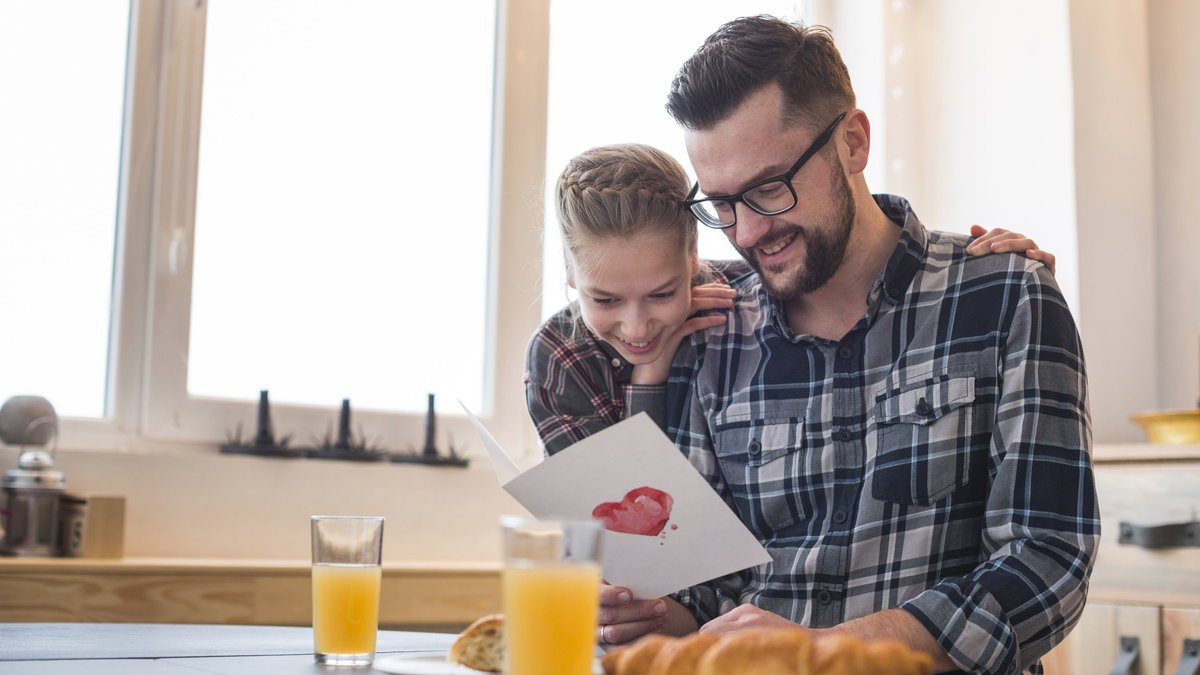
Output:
(0, 557), (500, 630)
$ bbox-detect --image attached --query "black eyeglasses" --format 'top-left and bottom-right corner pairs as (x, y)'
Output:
(683, 111), (847, 229)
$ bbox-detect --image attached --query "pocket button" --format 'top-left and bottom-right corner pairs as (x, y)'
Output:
(748, 439), (762, 456)
(915, 397), (933, 417)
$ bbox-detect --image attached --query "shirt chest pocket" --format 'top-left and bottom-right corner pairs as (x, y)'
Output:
(872, 375), (981, 506)
(713, 416), (810, 537)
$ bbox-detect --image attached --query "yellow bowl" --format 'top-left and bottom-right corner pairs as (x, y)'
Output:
(1130, 409), (1200, 444)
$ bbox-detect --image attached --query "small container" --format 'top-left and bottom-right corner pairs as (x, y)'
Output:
(1, 449), (66, 556)
(1131, 409), (1200, 445)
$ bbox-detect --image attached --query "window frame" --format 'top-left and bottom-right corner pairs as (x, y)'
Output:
(56, 0), (548, 459)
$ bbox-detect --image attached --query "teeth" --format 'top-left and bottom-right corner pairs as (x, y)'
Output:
(761, 232), (796, 256)
(623, 339), (650, 348)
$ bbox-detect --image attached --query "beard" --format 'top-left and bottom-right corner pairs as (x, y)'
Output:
(736, 168), (855, 301)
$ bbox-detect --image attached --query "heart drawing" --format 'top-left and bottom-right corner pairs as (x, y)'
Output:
(592, 486), (675, 537)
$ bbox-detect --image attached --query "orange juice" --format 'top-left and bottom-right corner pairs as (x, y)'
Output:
(503, 561), (600, 675)
(312, 563), (382, 656)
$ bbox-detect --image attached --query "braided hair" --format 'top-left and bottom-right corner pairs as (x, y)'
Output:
(556, 143), (697, 266)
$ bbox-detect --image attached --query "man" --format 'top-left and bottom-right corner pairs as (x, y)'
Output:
(595, 16), (1098, 675)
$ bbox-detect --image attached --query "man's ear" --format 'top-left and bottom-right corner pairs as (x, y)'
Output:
(842, 108), (871, 175)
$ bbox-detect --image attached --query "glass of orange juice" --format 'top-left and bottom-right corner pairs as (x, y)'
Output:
(311, 515), (385, 666)
(501, 515), (602, 675)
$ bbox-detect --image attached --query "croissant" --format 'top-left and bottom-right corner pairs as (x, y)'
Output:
(601, 629), (933, 675)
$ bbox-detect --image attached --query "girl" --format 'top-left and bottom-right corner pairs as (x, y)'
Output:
(524, 143), (1053, 455)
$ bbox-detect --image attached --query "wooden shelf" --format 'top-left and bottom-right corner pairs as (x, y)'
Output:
(0, 557), (500, 629)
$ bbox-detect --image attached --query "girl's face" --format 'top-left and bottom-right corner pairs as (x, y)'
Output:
(568, 231), (698, 366)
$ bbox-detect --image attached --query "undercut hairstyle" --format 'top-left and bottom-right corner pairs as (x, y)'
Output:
(666, 15), (856, 133)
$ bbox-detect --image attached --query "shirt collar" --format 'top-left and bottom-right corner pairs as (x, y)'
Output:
(761, 193), (927, 338)
(867, 194), (926, 311)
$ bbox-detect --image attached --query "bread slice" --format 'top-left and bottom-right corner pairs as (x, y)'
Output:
(448, 614), (504, 672)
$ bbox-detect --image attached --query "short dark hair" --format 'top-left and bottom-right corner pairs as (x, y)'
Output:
(666, 16), (856, 133)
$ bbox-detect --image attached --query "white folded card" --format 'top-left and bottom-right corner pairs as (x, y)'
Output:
(463, 407), (770, 599)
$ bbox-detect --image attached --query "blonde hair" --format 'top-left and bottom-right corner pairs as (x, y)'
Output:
(554, 144), (705, 339)
(556, 144), (697, 263)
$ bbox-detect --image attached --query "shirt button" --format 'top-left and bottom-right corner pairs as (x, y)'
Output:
(915, 398), (933, 416)
(833, 510), (848, 524)
(835, 428), (852, 442)
(837, 345), (855, 361)
(886, 285), (903, 302)
(611, 358), (622, 368)
(748, 440), (762, 456)
(817, 590), (833, 605)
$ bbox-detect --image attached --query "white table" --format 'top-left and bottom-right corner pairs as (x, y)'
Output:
(0, 623), (457, 674)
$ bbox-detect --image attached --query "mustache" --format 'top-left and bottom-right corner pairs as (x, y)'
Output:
(736, 226), (803, 259)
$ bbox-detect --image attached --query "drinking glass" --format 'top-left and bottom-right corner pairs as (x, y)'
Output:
(501, 515), (603, 675)
(311, 515), (385, 666)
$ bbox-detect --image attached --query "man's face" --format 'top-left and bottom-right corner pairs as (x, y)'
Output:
(684, 85), (854, 301)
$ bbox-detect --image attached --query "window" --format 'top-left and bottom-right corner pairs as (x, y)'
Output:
(0, 2), (130, 420)
(188, 2), (495, 414)
(4, 1), (546, 456)
(138, 0), (541, 454)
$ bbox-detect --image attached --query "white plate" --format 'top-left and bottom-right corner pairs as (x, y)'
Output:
(373, 653), (482, 675)
(373, 652), (603, 675)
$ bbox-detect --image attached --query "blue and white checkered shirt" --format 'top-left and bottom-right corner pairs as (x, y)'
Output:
(666, 195), (1099, 675)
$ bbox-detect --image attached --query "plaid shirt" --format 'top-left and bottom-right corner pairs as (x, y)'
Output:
(525, 261), (752, 456)
(666, 195), (1098, 675)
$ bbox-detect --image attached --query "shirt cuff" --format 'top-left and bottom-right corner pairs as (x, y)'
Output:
(622, 384), (667, 433)
(900, 578), (1021, 675)
(669, 585), (717, 626)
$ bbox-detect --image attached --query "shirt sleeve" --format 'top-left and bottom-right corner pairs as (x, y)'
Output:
(524, 318), (634, 457)
(899, 264), (1100, 675)
(525, 379), (610, 457)
(623, 384), (667, 434)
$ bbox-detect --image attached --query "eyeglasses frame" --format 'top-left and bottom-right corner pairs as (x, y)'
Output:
(682, 111), (848, 229)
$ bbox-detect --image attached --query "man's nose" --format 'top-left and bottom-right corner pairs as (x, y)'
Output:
(730, 202), (772, 249)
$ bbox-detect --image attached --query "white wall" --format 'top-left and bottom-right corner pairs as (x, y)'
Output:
(0, 445), (524, 562)
(1068, 0), (1159, 442)
(1147, 0), (1200, 412)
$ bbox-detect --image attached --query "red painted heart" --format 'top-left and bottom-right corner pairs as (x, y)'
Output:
(592, 486), (674, 536)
